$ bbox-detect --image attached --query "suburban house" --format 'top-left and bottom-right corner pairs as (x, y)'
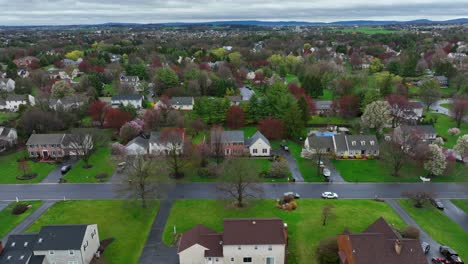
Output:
(337, 217), (426, 264)
(62, 58), (82, 66)
(110, 54), (122, 62)
(315, 100), (334, 115)
(394, 125), (437, 143)
(0, 94), (35, 112)
(17, 69), (29, 79)
(169, 97), (195, 111)
(239, 86), (255, 101)
(39, 95), (87, 111)
(111, 94), (143, 109)
(26, 133), (93, 160)
(0, 78), (15, 92)
(434, 75), (448, 87)
(119, 73), (141, 90)
(400, 102), (424, 124)
(178, 218), (287, 264)
(303, 134), (379, 158)
(125, 135), (149, 155)
(245, 131), (271, 157)
(0, 224), (100, 264)
(148, 130), (185, 155)
(228, 95), (242, 106)
(211, 130), (246, 156)
(0, 127), (17, 151)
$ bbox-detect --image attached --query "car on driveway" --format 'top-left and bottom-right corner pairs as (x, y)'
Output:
(284, 192), (300, 199)
(421, 241), (430, 254)
(440, 245), (464, 264)
(61, 165), (72, 174)
(430, 198), (445, 210)
(321, 192), (339, 199)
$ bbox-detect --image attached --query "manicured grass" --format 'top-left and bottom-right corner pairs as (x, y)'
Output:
(103, 83), (117, 96)
(332, 159), (467, 182)
(0, 201), (43, 238)
(285, 74), (299, 84)
(26, 200), (160, 264)
(308, 116), (355, 126)
(440, 103), (451, 109)
(0, 151), (56, 184)
(191, 131), (208, 144)
(425, 113), (468, 148)
(64, 147), (116, 183)
(317, 89), (334, 100)
(241, 126), (258, 138)
(399, 199), (468, 260)
(0, 112), (18, 124)
(451, 200), (468, 214)
(163, 199), (405, 264)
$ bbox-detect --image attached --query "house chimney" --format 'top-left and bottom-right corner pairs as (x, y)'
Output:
(0, 241), (4, 255)
(394, 240), (402, 255)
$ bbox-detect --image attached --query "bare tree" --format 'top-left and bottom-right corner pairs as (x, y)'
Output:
(402, 191), (434, 208)
(67, 129), (107, 168)
(120, 154), (170, 208)
(160, 128), (189, 179)
(321, 204), (335, 226)
(210, 126), (225, 164)
(217, 159), (263, 208)
(452, 97), (468, 128)
(303, 137), (329, 177)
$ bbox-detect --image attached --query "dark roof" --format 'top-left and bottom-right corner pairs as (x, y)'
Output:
(210, 130), (244, 144)
(149, 130), (184, 144)
(0, 234), (38, 264)
(315, 100), (333, 110)
(126, 136), (149, 149)
(28, 255), (45, 264)
(33, 224), (88, 251)
(6, 94), (27, 102)
(0, 126), (13, 137)
(346, 135), (379, 151)
(223, 218), (286, 245)
(245, 131), (270, 147)
(409, 125), (436, 135)
(333, 134), (348, 152)
(307, 136), (334, 150)
(26, 134), (66, 145)
(340, 218), (426, 264)
(170, 97), (194, 106)
(111, 94), (143, 101)
(177, 225), (223, 257)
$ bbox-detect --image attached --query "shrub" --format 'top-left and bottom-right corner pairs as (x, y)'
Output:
(16, 173), (38, 180)
(12, 203), (29, 215)
(403, 226), (420, 239)
(355, 154), (362, 159)
(268, 160), (289, 178)
(316, 237), (339, 264)
(95, 173), (109, 179)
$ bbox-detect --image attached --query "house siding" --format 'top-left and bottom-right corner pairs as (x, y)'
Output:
(223, 244), (285, 264)
(179, 244), (210, 264)
(249, 139), (271, 157)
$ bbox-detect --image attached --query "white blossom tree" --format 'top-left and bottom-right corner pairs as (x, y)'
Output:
(433, 137), (444, 147)
(424, 144), (447, 177)
(454, 134), (468, 159)
(361, 101), (392, 135)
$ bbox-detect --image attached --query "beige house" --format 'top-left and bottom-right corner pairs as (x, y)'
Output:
(245, 131), (271, 157)
(178, 218), (287, 264)
(0, 224), (100, 264)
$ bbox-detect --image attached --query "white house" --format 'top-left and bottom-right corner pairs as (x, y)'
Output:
(0, 127), (17, 151)
(239, 86), (255, 101)
(178, 218), (287, 264)
(169, 97), (194, 111)
(0, 94), (35, 112)
(148, 130), (185, 155)
(1, 224), (100, 264)
(245, 131), (271, 157)
(125, 136), (149, 155)
(0, 78), (15, 92)
(303, 134), (379, 158)
(111, 94), (143, 109)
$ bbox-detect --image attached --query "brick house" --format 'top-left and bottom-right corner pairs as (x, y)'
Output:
(211, 130), (246, 156)
(26, 133), (92, 160)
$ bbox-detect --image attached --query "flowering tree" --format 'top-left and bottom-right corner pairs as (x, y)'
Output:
(452, 97), (468, 128)
(386, 94), (410, 127)
(143, 108), (161, 132)
(454, 134), (468, 159)
(258, 118), (285, 140)
(360, 101), (392, 135)
(424, 144), (447, 177)
(51, 80), (74, 98)
(111, 143), (127, 157)
(448, 128), (461, 135)
(119, 119), (144, 143)
(433, 137), (444, 146)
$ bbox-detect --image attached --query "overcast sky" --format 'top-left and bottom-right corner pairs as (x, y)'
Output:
(1, 0), (468, 25)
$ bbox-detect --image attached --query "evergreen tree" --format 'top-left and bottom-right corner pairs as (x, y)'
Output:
(302, 74), (323, 97)
(298, 96), (309, 125)
(283, 102), (304, 139)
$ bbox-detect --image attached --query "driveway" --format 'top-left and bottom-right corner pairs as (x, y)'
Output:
(440, 199), (468, 232)
(41, 159), (78, 183)
(385, 199), (442, 262)
(322, 158), (345, 183)
(430, 99), (468, 122)
(273, 149), (304, 182)
(138, 199), (178, 264)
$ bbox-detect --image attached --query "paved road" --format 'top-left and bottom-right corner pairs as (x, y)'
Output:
(1, 201), (55, 244)
(1, 182), (467, 201)
(385, 199), (442, 262)
(41, 160), (78, 183)
(273, 150), (304, 182)
(440, 199), (468, 232)
(138, 200), (178, 264)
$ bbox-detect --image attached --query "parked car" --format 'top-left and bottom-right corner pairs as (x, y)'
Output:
(284, 192), (300, 199)
(431, 257), (449, 264)
(323, 168), (331, 177)
(321, 192), (339, 199)
(431, 198), (445, 210)
(61, 165), (72, 174)
(440, 245), (464, 264)
(117, 162), (126, 173)
(421, 242), (430, 254)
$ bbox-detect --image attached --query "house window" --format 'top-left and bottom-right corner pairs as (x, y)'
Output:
(268, 245), (272, 251)
(69, 250), (74, 256)
(351, 141), (356, 146)
(263, 149), (268, 153)
(216, 259), (219, 262)
(238, 246), (241, 250)
(254, 246), (258, 250)
(253, 149), (257, 154)
(266, 257), (275, 264)
(370, 141), (375, 146)
(49, 250), (55, 255)
(243, 257), (252, 263)
(361, 141), (365, 146)
(231, 258), (234, 262)
(11, 242), (15, 247)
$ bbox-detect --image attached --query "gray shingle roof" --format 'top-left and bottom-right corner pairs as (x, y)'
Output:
(410, 125), (436, 135)
(6, 94), (27, 102)
(170, 97), (194, 106)
(33, 225), (88, 251)
(111, 94), (143, 101)
(211, 130), (244, 144)
(26, 134), (66, 145)
(127, 136), (149, 149)
(333, 134), (348, 152)
(346, 135), (379, 151)
(307, 136), (335, 150)
(0, 234), (38, 264)
(239, 86), (255, 101)
(315, 100), (333, 110)
(245, 131), (270, 147)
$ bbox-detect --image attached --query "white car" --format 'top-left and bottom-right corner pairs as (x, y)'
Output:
(321, 192), (339, 199)
(284, 192), (300, 199)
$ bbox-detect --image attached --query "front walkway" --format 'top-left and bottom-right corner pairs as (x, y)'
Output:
(385, 199), (442, 262)
(322, 158), (346, 182)
(138, 199), (178, 264)
(41, 159), (78, 183)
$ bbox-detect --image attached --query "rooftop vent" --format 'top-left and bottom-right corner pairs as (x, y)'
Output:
(24, 242), (28, 247)
(252, 221), (256, 225)
(38, 238), (43, 243)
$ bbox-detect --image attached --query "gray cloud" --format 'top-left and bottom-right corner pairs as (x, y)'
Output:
(1, 0), (467, 25)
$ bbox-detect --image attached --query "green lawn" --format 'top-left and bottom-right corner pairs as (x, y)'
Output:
(399, 199), (468, 261)
(0, 151), (56, 184)
(440, 103), (451, 109)
(163, 199), (405, 264)
(191, 131), (208, 144)
(241, 126), (258, 138)
(64, 147), (116, 183)
(333, 159), (467, 182)
(317, 89), (334, 100)
(26, 200), (160, 264)
(0, 201), (43, 238)
(451, 200), (468, 214)
(103, 83), (117, 96)
(285, 74), (299, 85)
(0, 112), (18, 124)
(425, 113), (468, 148)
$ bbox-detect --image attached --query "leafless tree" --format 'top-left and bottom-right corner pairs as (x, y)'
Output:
(217, 159), (263, 208)
(160, 128), (188, 179)
(402, 191), (434, 208)
(67, 128), (107, 168)
(210, 126), (225, 164)
(303, 137), (329, 177)
(321, 204), (335, 226)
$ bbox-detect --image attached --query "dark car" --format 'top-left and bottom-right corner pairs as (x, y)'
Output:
(421, 242), (430, 255)
(431, 199), (445, 210)
(440, 246), (464, 264)
(61, 165), (72, 174)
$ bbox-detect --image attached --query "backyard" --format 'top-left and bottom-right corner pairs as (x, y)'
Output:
(26, 200), (160, 264)
(425, 112), (468, 148)
(162, 199), (405, 264)
(332, 159), (467, 182)
(0, 151), (56, 184)
(64, 146), (116, 183)
(0, 201), (43, 238)
(399, 199), (468, 261)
